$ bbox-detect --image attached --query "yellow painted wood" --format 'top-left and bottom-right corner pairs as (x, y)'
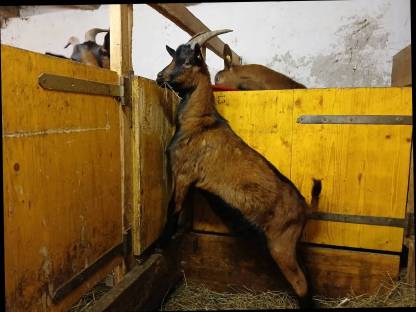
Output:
(2, 45), (123, 311)
(292, 88), (412, 252)
(108, 4), (135, 281)
(132, 76), (178, 255)
(109, 4), (133, 231)
(193, 90), (294, 233)
(192, 87), (412, 253)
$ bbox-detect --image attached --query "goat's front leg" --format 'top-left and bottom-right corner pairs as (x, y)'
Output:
(172, 174), (192, 215)
(158, 174), (192, 247)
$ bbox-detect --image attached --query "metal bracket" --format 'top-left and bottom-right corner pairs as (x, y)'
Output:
(52, 229), (132, 304)
(297, 115), (413, 125)
(38, 73), (123, 98)
(308, 212), (406, 228)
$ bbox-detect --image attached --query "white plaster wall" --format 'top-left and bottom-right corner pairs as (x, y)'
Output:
(1, 1), (411, 88)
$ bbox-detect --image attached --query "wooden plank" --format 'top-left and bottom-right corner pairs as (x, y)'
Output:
(148, 3), (241, 64)
(90, 232), (185, 312)
(132, 76), (178, 255)
(299, 245), (400, 297)
(109, 3), (133, 231)
(391, 45), (412, 87)
(109, 4), (134, 276)
(2, 44), (123, 311)
(292, 88), (412, 252)
(180, 232), (290, 292)
(181, 232), (400, 298)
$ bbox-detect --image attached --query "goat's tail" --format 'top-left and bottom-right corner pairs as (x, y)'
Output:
(308, 178), (322, 214)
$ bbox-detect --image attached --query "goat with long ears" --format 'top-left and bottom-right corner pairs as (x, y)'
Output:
(156, 29), (321, 309)
(215, 43), (306, 90)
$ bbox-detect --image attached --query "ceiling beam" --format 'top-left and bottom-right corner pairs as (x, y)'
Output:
(148, 3), (241, 64)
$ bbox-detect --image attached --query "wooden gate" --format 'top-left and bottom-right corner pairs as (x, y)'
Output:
(189, 87), (412, 296)
(131, 76), (178, 255)
(2, 45), (124, 311)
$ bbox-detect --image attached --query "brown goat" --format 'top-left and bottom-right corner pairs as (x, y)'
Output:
(215, 44), (306, 90)
(156, 30), (320, 308)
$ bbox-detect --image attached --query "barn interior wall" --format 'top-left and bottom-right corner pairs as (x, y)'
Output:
(0, 1), (411, 85)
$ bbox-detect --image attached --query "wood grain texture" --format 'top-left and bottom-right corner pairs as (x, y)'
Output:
(391, 45), (412, 87)
(2, 45), (123, 311)
(292, 88), (412, 252)
(91, 232), (185, 312)
(180, 232), (400, 298)
(192, 88), (412, 253)
(132, 77), (178, 255)
(109, 4), (133, 231)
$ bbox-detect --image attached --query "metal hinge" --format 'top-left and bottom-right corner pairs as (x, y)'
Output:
(297, 115), (413, 125)
(38, 73), (130, 106)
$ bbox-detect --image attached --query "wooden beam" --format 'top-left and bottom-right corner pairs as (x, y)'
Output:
(148, 3), (242, 64)
(90, 233), (185, 311)
(109, 3), (135, 280)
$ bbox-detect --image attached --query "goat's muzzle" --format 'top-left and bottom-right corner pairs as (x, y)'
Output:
(156, 71), (166, 86)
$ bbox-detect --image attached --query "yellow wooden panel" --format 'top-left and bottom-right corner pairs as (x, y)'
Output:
(192, 90), (294, 233)
(132, 76), (178, 255)
(292, 88), (412, 251)
(2, 45), (122, 311)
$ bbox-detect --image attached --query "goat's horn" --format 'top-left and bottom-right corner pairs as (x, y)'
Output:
(85, 28), (109, 42)
(187, 29), (232, 60)
(187, 29), (232, 49)
(64, 36), (80, 48)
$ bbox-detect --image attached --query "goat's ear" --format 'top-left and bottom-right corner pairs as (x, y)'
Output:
(193, 43), (204, 65)
(223, 44), (233, 70)
(166, 45), (176, 57)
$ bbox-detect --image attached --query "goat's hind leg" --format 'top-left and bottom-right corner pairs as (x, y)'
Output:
(266, 222), (313, 308)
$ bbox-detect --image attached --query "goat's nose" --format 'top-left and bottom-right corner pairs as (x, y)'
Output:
(157, 72), (163, 79)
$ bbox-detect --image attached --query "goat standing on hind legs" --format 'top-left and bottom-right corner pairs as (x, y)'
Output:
(156, 30), (321, 309)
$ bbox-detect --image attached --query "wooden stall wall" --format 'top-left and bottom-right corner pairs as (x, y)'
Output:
(132, 76), (178, 255)
(2, 45), (124, 311)
(187, 87), (412, 297)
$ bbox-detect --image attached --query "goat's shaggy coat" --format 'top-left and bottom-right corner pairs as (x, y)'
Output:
(157, 40), (320, 307)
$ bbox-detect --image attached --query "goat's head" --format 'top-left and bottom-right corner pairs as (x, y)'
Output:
(156, 29), (232, 93)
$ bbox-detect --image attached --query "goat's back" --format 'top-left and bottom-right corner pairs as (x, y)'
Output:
(235, 64), (306, 90)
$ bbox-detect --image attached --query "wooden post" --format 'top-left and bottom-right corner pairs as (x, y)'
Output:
(109, 3), (134, 282)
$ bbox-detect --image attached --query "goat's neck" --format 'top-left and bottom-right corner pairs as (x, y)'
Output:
(177, 75), (217, 132)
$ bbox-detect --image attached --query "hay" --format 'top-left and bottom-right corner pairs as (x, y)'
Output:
(160, 274), (416, 310)
(160, 282), (298, 310)
(69, 281), (112, 312)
